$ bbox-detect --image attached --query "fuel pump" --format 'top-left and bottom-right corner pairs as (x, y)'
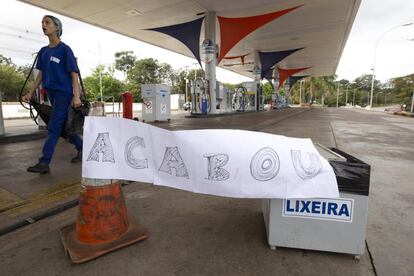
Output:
(34, 70), (48, 129)
(233, 86), (247, 111)
(201, 93), (208, 114)
(191, 77), (210, 115)
(272, 93), (280, 109)
(40, 88), (48, 104)
(284, 82), (291, 107)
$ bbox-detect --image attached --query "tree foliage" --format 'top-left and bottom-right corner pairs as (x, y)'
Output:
(83, 64), (126, 101)
(124, 58), (176, 101)
(172, 68), (205, 96)
(0, 54), (13, 66)
(114, 51), (136, 77)
(287, 74), (386, 107)
(262, 81), (274, 102)
(128, 58), (168, 84)
(289, 76), (337, 106)
(0, 54), (32, 101)
(389, 74), (414, 106)
(353, 74), (381, 91)
(2, 50), (413, 109)
(0, 64), (26, 101)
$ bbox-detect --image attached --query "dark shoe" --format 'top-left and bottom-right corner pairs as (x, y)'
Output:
(71, 150), (82, 163)
(27, 162), (50, 174)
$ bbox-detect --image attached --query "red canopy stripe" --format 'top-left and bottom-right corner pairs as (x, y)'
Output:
(277, 66), (311, 89)
(217, 5), (303, 63)
(222, 53), (250, 65)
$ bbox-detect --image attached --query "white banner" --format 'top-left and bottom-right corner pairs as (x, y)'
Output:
(82, 117), (339, 199)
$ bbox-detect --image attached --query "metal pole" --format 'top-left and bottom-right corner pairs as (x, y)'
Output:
(346, 84), (349, 106)
(284, 83), (290, 107)
(0, 90), (5, 135)
(385, 93), (390, 106)
(99, 42), (103, 101)
(411, 91), (414, 113)
(369, 70), (375, 109)
(185, 79), (188, 103)
(253, 50), (260, 112)
(299, 80), (303, 106)
(183, 65), (189, 104)
(336, 82), (339, 108)
(370, 22), (413, 109)
(353, 89), (356, 107)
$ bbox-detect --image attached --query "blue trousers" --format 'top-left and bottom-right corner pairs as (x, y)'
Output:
(39, 90), (83, 164)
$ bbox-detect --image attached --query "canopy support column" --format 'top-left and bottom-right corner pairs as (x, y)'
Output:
(253, 50), (261, 111)
(204, 12), (217, 114)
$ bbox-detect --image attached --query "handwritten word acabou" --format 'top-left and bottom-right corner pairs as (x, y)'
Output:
(87, 132), (323, 182)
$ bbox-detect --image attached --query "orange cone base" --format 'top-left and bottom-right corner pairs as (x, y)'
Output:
(60, 219), (149, 264)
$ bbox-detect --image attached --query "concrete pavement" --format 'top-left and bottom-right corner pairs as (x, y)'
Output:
(0, 107), (413, 275)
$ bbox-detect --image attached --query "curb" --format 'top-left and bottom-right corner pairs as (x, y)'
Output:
(0, 130), (47, 144)
(185, 110), (257, 118)
(393, 112), (414, 118)
(3, 117), (32, 120)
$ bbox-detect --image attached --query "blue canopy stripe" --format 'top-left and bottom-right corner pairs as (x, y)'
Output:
(263, 68), (275, 80)
(259, 48), (304, 79)
(146, 17), (205, 66)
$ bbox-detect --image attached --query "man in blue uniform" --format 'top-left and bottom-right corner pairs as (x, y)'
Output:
(22, 15), (83, 174)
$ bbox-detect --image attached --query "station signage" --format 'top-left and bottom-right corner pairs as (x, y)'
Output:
(282, 198), (354, 222)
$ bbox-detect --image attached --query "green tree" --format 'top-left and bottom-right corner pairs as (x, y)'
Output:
(262, 81), (274, 102)
(114, 51), (136, 78)
(172, 67), (206, 96)
(346, 74), (384, 107)
(353, 74), (381, 92)
(128, 58), (161, 85)
(186, 68), (205, 81)
(127, 60), (197, 100)
(320, 76), (337, 106)
(17, 64), (33, 77)
(309, 76), (337, 106)
(389, 73), (414, 107)
(0, 64), (26, 101)
(0, 54), (31, 102)
(171, 69), (188, 94)
(288, 75), (338, 106)
(83, 64), (126, 101)
(0, 54), (13, 66)
(159, 63), (173, 83)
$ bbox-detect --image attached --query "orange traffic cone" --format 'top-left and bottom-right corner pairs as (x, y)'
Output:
(60, 179), (148, 263)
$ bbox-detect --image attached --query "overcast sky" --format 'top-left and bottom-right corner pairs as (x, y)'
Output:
(1, 0), (413, 83)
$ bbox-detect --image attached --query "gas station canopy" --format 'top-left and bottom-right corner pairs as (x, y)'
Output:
(18, 0), (361, 79)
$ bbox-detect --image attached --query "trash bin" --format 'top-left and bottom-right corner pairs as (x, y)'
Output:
(262, 144), (371, 256)
(141, 84), (171, 122)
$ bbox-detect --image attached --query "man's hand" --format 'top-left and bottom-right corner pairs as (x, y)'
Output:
(72, 96), (82, 108)
(22, 91), (33, 103)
